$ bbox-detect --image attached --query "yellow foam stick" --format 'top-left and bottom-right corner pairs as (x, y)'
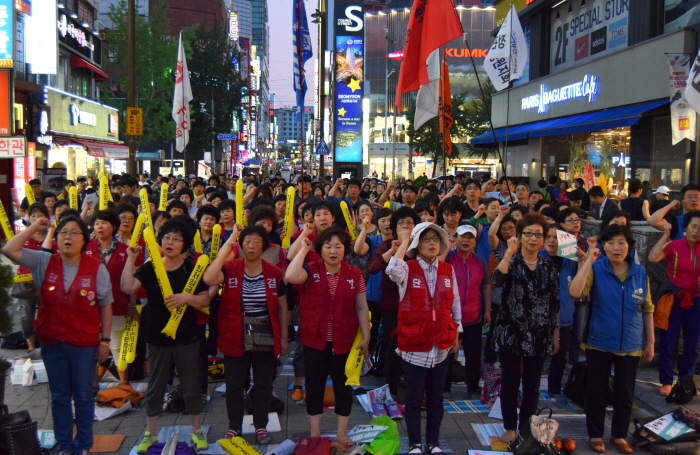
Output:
(69, 186), (78, 210)
(130, 213), (146, 247)
(219, 437), (263, 455)
(340, 201), (359, 240)
(280, 187), (296, 248)
(235, 179), (244, 225)
(0, 197), (14, 240)
(139, 188), (153, 230)
(345, 311), (371, 386)
(99, 175), (110, 210)
(117, 305), (142, 371)
(159, 183), (168, 211)
(97, 172), (104, 181)
(161, 254), (209, 339)
(384, 201), (391, 209)
(210, 224), (221, 261)
(143, 227), (173, 299)
(24, 183), (36, 205)
(194, 230), (203, 253)
(13, 274), (32, 283)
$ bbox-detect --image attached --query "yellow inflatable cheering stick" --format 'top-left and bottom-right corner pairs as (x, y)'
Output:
(193, 230), (203, 254)
(161, 254), (210, 339)
(345, 311), (371, 386)
(143, 227), (174, 299)
(69, 186), (78, 210)
(0, 197), (14, 240)
(235, 179), (244, 226)
(138, 188), (153, 230)
(130, 213), (146, 247)
(219, 436), (263, 455)
(24, 183), (36, 205)
(117, 305), (142, 371)
(210, 224), (221, 261)
(159, 183), (168, 211)
(340, 201), (359, 240)
(99, 175), (110, 210)
(280, 187), (296, 248)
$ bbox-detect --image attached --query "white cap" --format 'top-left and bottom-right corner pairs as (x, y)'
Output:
(405, 222), (450, 259)
(456, 225), (478, 237)
(653, 186), (670, 195)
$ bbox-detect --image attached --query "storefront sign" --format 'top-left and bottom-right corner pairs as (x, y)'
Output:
(0, 137), (26, 158)
(58, 14), (94, 51)
(550, 0), (629, 74)
(521, 74), (599, 113)
(334, 36), (364, 162)
(0, 70), (10, 135)
(0, 0), (12, 68)
(668, 55), (695, 145)
(229, 12), (238, 42)
(15, 0), (30, 16)
(44, 86), (120, 142)
(26, 0), (57, 74)
(26, 141), (35, 178)
(612, 151), (630, 167)
(36, 108), (52, 145)
(109, 113), (118, 134)
(126, 107), (142, 136)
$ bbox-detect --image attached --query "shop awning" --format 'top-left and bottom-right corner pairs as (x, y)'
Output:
(470, 100), (669, 146)
(70, 55), (108, 82)
(56, 138), (129, 158)
(137, 150), (165, 160)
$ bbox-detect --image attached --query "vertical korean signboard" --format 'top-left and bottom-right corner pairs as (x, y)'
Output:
(0, 0), (12, 68)
(334, 0), (364, 164)
(0, 70), (11, 135)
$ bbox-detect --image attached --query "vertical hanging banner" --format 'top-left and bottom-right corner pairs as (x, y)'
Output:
(334, 0), (365, 163)
(0, 0), (12, 68)
(669, 55), (696, 145)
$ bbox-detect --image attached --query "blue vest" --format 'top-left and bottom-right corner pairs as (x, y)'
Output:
(587, 256), (647, 353)
(366, 235), (385, 302)
(674, 214), (686, 240)
(475, 224), (492, 264)
(539, 250), (577, 327)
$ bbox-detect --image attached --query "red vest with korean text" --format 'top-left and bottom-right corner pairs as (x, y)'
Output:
(300, 260), (361, 354)
(397, 260), (457, 352)
(218, 258), (283, 357)
(34, 254), (103, 347)
(85, 239), (129, 315)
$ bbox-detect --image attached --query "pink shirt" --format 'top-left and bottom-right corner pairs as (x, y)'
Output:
(662, 238), (700, 296)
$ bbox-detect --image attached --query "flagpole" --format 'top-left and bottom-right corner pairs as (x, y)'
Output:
(502, 3), (515, 203)
(297, 0), (305, 179)
(441, 48), (446, 179)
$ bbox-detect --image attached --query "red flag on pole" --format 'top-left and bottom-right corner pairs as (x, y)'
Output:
(395, 0), (463, 112)
(439, 55), (454, 157)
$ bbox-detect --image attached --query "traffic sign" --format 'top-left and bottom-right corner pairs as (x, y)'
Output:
(316, 139), (330, 156)
(217, 133), (238, 140)
(126, 107), (143, 136)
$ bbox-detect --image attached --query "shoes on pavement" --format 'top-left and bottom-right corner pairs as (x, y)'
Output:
(291, 386), (304, 401)
(224, 429), (239, 439)
(408, 444), (423, 455)
(136, 431), (156, 454)
(426, 444), (444, 454)
(371, 399), (387, 416)
(659, 385), (672, 396)
(191, 429), (208, 451)
(256, 429), (271, 445)
(385, 400), (403, 419)
(609, 438), (633, 454)
(588, 438), (606, 453)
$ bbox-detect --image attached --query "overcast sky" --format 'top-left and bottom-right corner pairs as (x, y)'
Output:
(268, 0), (319, 108)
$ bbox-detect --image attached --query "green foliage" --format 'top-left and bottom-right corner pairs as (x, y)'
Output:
(0, 264), (14, 337)
(413, 175), (428, 187)
(569, 141), (586, 180)
(99, 0), (184, 144)
(462, 80), (497, 160)
(186, 24), (244, 162)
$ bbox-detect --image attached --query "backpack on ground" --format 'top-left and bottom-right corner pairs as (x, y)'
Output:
(0, 409), (41, 455)
(666, 375), (697, 405)
(244, 387), (285, 414)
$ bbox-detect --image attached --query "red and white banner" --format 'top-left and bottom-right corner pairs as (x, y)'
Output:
(669, 55), (696, 145)
(172, 32), (193, 152)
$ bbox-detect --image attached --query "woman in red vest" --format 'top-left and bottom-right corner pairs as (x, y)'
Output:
(386, 222), (461, 455)
(203, 223), (289, 444)
(286, 227), (370, 448)
(3, 215), (113, 455)
(85, 209), (136, 385)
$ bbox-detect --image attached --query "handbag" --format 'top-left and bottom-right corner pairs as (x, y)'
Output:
(11, 281), (37, 300)
(509, 407), (560, 455)
(243, 317), (275, 352)
(0, 410), (41, 455)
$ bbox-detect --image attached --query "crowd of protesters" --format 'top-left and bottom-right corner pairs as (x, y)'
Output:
(4, 169), (699, 455)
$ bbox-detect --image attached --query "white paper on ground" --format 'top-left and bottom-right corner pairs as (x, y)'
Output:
(471, 423), (507, 446)
(348, 425), (388, 443)
(645, 414), (695, 441)
(216, 383), (226, 393)
(94, 400), (132, 421)
(468, 451), (510, 455)
(242, 412), (281, 434)
(488, 398), (503, 420)
(355, 384), (394, 414)
(266, 439), (296, 455)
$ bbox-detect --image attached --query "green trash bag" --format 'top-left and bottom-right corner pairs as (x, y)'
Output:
(364, 414), (400, 455)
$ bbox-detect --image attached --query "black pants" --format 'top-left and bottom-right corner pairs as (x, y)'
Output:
(445, 323), (483, 394)
(368, 301), (382, 351)
(500, 352), (546, 431)
(403, 357), (450, 446)
(547, 325), (572, 395)
(382, 309), (403, 394)
(303, 343), (353, 416)
(483, 304), (500, 364)
(584, 349), (639, 439)
(223, 351), (276, 432)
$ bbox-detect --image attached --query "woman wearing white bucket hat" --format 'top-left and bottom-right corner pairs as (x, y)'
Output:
(386, 222), (461, 455)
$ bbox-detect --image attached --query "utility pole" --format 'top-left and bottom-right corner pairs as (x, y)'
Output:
(127, 0), (137, 175)
(312, 1), (326, 179)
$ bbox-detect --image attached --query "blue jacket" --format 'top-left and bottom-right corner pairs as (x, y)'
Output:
(586, 256), (648, 353)
(366, 235), (385, 302)
(474, 224), (492, 264)
(539, 250), (577, 327)
(674, 214), (686, 240)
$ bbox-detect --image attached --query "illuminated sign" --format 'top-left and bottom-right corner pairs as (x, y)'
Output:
(251, 57), (260, 90)
(445, 48), (489, 58)
(69, 104), (97, 127)
(229, 12), (239, 41)
(15, 0), (30, 16)
(612, 152), (630, 167)
(334, 36), (364, 162)
(521, 74), (599, 113)
(0, 0), (12, 68)
(386, 51), (403, 60)
(26, 0), (58, 74)
(58, 14), (94, 51)
(336, 5), (363, 32)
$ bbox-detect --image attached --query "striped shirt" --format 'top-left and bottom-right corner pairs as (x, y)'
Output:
(242, 273), (270, 318)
